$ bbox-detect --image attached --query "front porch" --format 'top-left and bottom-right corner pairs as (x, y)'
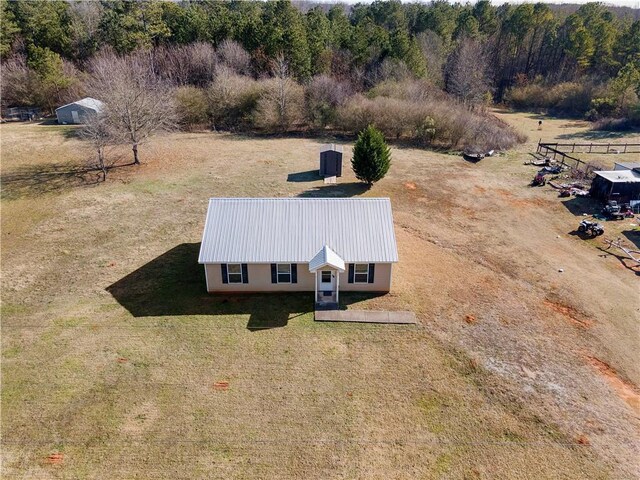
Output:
(309, 245), (345, 311)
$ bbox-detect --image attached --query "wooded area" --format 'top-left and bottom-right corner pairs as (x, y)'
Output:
(1, 0), (639, 148)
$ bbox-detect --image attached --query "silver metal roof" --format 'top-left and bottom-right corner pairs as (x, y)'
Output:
(595, 170), (640, 183)
(308, 245), (345, 272)
(55, 97), (104, 112)
(198, 198), (398, 264)
(320, 144), (343, 153)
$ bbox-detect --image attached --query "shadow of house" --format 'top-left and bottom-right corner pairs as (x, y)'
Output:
(560, 196), (602, 217)
(287, 170), (320, 182)
(297, 182), (369, 198)
(106, 243), (314, 330)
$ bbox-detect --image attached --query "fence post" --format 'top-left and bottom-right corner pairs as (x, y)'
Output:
(589, 143), (592, 153)
(572, 143), (575, 153)
(624, 144), (627, 153)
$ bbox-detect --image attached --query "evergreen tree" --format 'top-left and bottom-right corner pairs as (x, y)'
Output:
(351, 125), (391, 187)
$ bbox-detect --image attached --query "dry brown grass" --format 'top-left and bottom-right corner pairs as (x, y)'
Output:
(1, 113), (639, 479)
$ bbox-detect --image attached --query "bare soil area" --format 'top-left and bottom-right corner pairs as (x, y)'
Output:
(1, 112), (639, 479)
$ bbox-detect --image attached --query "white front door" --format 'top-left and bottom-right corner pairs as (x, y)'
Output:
(71, 110), (80, 123)
(319, 270), (335, 293)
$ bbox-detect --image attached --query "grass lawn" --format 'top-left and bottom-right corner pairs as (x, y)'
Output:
(1, 113), (639, 478)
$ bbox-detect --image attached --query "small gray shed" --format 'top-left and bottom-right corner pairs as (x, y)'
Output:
(55, 97), (104, 125)
(319, 144), (343, 178)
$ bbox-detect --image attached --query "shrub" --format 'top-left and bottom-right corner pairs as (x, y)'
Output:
(352, 125), (391, 186)
(207, 67), (262, 130)
(337, 83), (524, 150)
(175, 86), (209, 128)
(254, 77), (305, 132)
(305, 74), (352, 129)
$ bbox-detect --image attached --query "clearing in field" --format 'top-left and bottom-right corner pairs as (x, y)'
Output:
(1, 111), (639, 479)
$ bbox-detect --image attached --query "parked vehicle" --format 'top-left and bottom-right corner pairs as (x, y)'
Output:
(603, 201), (624, 220)
(578, 220), (604, 237)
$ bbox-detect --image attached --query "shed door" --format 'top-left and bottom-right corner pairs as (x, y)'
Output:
(71, 110), (80, 123)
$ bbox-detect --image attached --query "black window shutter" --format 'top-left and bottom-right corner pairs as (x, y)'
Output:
(241, 264), (248, 284)
(348, 264), (354, 283)
(271, 264), (277, 283)
(221, 264), (228, 284)
(368, 264), (375, 283)
(291, 264), (298, 284)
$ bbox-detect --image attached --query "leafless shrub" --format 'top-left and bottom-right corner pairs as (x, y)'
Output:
(337, 90), (524, 150)
(207, 66), (262, 130)
(216, 40), (251, 76)
(305, 74), (353, 128)
(175, 86), (210, 129)
(254, 56), (304, 132)
(88, 50), (177, 164)
(506, 80), (599, 116)
(0, 55), (37, 108)
(155, 42), (216, 87)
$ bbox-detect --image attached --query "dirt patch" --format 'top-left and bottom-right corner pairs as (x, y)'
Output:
(543, 299), (593, 329)
(587, 357), (640, 415)
(45, 453), (63, 465)
(213, 381), (229, 390)
(464, 314), (477, 325)
(404, 181), (417, 190)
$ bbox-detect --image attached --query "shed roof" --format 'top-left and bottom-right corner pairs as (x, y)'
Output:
(320, 144), (343, 153)
(614, 162), (640, 170)
(198, 198), (398, 264)
(594, 170), (640, 183)
(55, 97), (104, 112)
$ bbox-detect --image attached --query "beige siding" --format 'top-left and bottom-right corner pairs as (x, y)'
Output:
(339, 263), (392, 292)
(204, 263), (392, 293)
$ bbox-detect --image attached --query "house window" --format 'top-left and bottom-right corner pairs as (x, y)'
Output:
(277, 263), (291, 283)
(227, 263), (243, 283)
(321, 271), (332, 283)
(354, 264), (369, 283)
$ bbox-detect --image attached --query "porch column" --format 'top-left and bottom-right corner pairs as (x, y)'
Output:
(336, 270), (339, 305)
(314, 271), (317, 305)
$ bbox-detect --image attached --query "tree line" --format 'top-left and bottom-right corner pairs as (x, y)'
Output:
(1, 0), (639, 166)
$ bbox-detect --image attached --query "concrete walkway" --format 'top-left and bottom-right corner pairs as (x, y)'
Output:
(314, 309), (416, 324)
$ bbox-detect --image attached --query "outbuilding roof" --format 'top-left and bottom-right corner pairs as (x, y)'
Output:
(198, 198), (398, 264)
(594, 170), (640, 183)
(55, 97), (104, 112)
(614, 162), (640, 170)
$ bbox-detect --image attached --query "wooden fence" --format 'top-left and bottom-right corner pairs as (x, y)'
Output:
(536, 140), (640, 176)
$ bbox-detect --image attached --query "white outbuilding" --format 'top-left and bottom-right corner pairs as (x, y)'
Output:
(55, 97), (104, 125)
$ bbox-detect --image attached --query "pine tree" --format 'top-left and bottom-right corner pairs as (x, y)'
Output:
(351, 125), (391, 187)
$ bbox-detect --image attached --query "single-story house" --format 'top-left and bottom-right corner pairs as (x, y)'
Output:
(590, 167), (640, 205)
(198, 198), (398, 307)
(55, 97), (104, 125)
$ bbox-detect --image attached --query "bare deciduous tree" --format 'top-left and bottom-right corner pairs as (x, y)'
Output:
(305, 74), (352, 128)
(255, 55), (304, 132)
(78, 111), (116, 181)
(155, 42), (216, 87)
(88, 51), (177, 165)
(216, 39), (251, 76)
(445, 38), (492, 109)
